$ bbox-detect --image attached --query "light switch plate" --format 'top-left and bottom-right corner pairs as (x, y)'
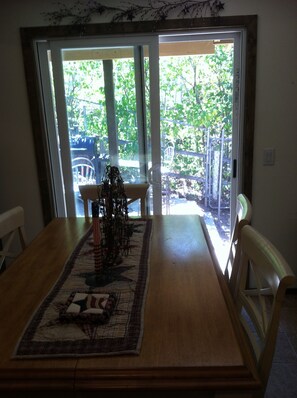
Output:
(263, 148), (275, 166)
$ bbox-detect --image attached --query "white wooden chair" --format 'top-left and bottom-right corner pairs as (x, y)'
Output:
(0, 206), (27, 272)
(236, 225), (296, 397)
(79, 183), (149, 219)
(225, 193), (252, 298)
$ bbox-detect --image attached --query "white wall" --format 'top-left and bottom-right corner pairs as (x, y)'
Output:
(1, 0), (297, 274)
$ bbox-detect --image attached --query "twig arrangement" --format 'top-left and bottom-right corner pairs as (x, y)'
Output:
(43, 0), (225, 25)
(98, 165), (130, 266)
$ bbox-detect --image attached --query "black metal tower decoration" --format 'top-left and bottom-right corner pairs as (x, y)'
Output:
(91, 200), (102, 274)
(99, 165), (130, 266)
(86, 165), (133, 287)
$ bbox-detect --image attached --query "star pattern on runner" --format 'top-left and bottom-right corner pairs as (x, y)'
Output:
(81, 265), (134, 288)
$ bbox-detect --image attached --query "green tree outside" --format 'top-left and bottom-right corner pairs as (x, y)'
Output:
(62, 43), (233, 201)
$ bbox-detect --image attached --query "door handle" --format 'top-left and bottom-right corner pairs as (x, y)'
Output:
(232, 159), (237, 178)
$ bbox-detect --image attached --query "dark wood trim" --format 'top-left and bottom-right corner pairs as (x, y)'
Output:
(241, 16), (257, 202)
(286, 288), (297, 294)
(20, 15), (257, 224)
(21, 29), (56, 225)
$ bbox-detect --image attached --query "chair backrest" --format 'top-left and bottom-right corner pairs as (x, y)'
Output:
(225, 193), (252, 297)
(0, 206), (27, 272)
(237, 225), (296, 394)
(79, 183), (149, 218)
(72, 157), (96, 191)
(163, 144), (174, 167)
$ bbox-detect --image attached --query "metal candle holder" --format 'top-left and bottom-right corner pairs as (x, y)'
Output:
(91, 165), (131, 272)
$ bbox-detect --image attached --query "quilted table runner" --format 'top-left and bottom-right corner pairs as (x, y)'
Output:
(14, 219), (152, 358)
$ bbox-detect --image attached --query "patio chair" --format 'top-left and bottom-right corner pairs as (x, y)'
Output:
(79, 183), (149, 219)
(72, 157), (96, 191)
(225, 193), (252, 298)
(0, 206), (27, 272)
(236, 225), (296, 397)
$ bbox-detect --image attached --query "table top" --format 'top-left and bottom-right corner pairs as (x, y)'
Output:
(0, 215), (260, 395)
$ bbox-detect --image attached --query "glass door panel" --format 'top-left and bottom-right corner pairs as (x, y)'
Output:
(62, 47), (143, 215)
(45, 38), (159, 216)
(158, 35), (236, 222)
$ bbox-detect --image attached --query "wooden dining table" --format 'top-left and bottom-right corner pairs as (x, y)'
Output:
(0, 215), (260, 397)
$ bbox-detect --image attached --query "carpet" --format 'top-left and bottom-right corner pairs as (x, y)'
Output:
(14, 219), (152, 358)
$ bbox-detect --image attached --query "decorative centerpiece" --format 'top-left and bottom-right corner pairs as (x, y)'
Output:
(99, 165), (130, 265)
(87, 165), (133, 287)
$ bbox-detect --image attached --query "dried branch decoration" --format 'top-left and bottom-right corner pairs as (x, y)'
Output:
(43, 0), (225, 25)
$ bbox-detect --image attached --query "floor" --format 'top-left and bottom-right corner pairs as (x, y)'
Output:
(265, 292), (297, 397)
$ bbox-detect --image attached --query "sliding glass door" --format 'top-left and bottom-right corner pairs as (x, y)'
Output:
(36, 29), (245, 238)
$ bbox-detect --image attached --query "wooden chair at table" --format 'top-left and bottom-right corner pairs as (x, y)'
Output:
(124, 183), (150, 218)
(0, 206), (27, 272)
(236, 225), (296, 397)
(79, 183), (150, 219)
(79, 184), (102, 219)
(225, 193), (252, 298)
